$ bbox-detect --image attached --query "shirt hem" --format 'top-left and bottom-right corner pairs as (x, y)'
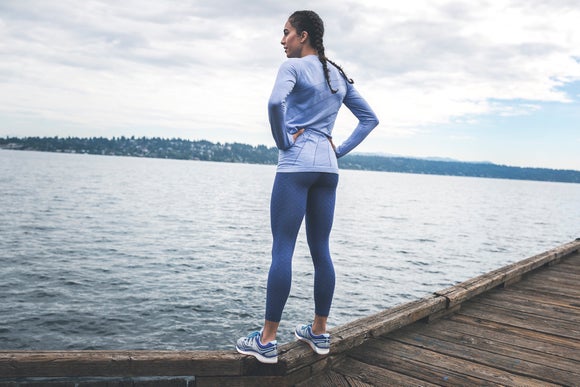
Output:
(276, 166), (339, 174)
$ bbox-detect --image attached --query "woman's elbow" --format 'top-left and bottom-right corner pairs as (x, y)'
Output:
(366, 115), (379, 132)
(268, 98), (284, 113)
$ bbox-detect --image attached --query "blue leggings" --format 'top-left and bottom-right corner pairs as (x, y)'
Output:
(265, 172), (339, 323)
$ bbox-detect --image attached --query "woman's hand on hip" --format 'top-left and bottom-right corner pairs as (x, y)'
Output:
(293, 128), (305, 142)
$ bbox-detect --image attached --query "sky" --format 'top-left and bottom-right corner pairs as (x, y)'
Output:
(1, 0), (580, 170)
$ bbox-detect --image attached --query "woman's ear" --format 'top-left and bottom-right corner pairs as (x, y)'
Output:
(300, 31), (309, 44)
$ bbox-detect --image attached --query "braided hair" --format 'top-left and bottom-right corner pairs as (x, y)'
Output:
(288, 10), (354, 94)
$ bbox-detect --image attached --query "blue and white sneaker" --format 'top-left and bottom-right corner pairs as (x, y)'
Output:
(236, 331), (278, 364)
(295, 324), (330, 355)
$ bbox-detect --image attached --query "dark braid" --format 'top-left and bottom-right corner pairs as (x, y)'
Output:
(288, 10), (354, 94)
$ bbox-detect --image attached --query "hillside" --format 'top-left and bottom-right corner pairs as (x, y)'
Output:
(1, 136), (578, 184)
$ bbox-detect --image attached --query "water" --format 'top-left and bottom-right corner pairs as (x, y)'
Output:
(1, 149), (578, 350)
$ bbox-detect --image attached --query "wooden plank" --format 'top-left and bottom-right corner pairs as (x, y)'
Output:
(195, 375), (286, 387)
(327, 295), (446, 355)
(348, 342), (491, 386)
(549, 259), (580, 271)
(334, 357), (439, 387)
(457, 302), (580, 340)
(435, 240), (580, 307)
(276, 342), (330, 377)
(388, 332), (579, 386)
(294, 370), (351, 387)
(450, 313), (580, 352)
(0, 381), (76, 387)
(426, 304), (461, 322)
(534, 265), (580, 279)
(443, 315), (580, 361)
(0, 377), (192, 387)
(349, 338), (556, 387)
(544, 268), (580, 282)
(520, 271), (580, 289)
(510, 281), (580, 301)
(513, 276), (580, 295)
(523, 268), (580, 283)
(471, 293), (580, 324)
(392, 322), (580, 377)
(551, 251), (580, 264)
(0, 350), (242, 378)
(343, 375), (377, 387)
(489, 287), (580, 313)
(481, 286), (580, 314)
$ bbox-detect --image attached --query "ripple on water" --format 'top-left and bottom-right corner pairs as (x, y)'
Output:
(1, 151), (578, 350)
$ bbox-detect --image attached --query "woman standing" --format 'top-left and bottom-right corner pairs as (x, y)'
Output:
(236, 10), (379, 364)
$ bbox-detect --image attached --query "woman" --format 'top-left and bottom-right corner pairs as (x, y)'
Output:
(236, 10), (379, 364)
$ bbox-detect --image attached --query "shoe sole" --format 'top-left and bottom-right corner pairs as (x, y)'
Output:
(294, 331), (330, 355)
(236, 346), (278, 364)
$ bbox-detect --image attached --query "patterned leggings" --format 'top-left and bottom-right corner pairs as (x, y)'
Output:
(265, 172), (339, 323)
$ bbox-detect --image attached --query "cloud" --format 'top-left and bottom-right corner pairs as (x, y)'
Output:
(314, 0), (580, 142)
(1, 0), (580, 167)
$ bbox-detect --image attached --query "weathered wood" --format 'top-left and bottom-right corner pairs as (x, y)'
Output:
(443, 315), (580, 362)
(349, 338), (557, 387)
(511, 281), (580, 301)
(459, 301), (580, 340)
(391, 325), (580, 383)
(522, 270), (580, 289)
(502, 273), (523, 287)
(450, 313), (580, 352)
(294, 369), (351, 387)
(425, 303), (461, 322)
(271, 341), (335, 380)
(471, 292), (580, 324)
(435, 239), (580, 307)
(537, 265), (580, 280)
(390, 331), (579, 386)
(0, 376), (193, 387)
(486, 286), (580, 313)
(195, 375), (286, 387)
(0, 350), (241, 378)
(328, 295), (447, 354)
(513, 277), (580, 298)
(334, 357), (439, 387)
(330, 243), (580, 386)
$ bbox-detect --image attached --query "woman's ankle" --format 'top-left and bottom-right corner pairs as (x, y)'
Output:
(261, 320), (279, 343)
(312, 315), (328, 335)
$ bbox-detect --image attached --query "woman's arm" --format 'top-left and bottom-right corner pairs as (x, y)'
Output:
(268, 62), (297, 150)
(335, 84), (379, 158)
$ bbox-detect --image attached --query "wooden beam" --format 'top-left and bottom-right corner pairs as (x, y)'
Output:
(434, 239), (580, 307)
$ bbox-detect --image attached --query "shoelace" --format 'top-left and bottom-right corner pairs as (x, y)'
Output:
(246, 331), (261, 341)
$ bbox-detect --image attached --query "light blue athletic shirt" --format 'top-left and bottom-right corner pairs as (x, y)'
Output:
(268, 55), (379, 173)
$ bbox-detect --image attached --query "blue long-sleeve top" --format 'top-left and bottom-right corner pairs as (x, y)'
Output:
(268, 54), (379, 173)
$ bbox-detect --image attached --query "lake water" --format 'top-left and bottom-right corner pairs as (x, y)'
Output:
(0, 149), (578, 350)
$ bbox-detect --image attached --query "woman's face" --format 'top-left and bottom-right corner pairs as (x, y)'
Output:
(281, 20), (304, 58)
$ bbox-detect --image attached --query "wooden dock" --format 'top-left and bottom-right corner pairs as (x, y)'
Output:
(1, 239), (579, 386)
(308, 242), (580, 386)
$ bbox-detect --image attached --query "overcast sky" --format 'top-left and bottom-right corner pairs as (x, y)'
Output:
(1, 0), (580, 170)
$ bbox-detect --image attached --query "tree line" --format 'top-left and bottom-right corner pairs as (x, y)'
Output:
(1, 136), (579, 184)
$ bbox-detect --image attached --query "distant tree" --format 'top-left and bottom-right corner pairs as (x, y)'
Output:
(1, 136), (578, 183)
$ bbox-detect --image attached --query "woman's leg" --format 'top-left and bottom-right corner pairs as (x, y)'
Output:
(305, 173), (338, 334)
(262, 172), (312, 342)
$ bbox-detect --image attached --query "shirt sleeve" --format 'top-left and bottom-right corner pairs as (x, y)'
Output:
(335, 83), (379, 158)
(268, 61), (297, 150)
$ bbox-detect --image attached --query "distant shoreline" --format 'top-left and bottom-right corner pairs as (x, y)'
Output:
(1, 136), (579, 184)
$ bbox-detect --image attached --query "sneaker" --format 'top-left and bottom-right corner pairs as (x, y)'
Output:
(294, 324), (330, 355)
(236, 331), (278, 364)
